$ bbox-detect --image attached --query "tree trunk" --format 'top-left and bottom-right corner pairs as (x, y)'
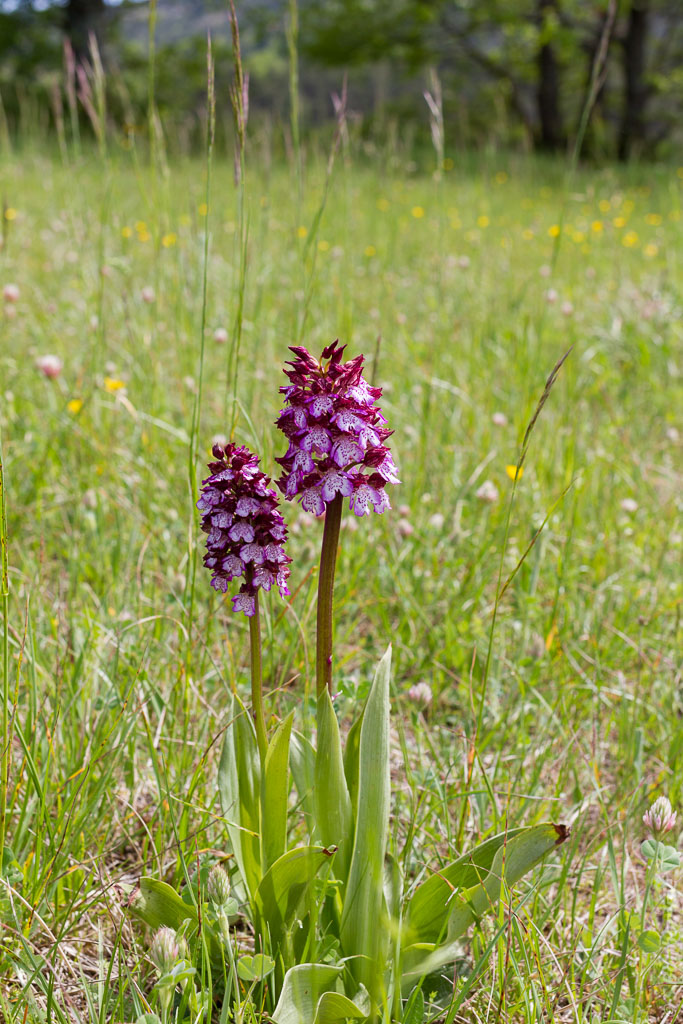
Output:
(536, 0), (565, 151)
(618, 0), (649, 160)
(64, 0), (105, 59)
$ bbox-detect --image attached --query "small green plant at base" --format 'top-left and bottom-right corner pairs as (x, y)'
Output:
(132, 342), (570, 1022)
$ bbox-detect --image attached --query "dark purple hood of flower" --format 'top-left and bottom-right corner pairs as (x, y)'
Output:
(275, 340), (399, 516)
(197, 443), (291, 616)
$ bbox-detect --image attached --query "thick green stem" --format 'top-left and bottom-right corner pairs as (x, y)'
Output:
(316, 494), (343, 696)
(250, 594), (268, 763)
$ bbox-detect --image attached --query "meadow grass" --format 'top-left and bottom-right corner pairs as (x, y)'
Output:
(0, 141), (681, 1022)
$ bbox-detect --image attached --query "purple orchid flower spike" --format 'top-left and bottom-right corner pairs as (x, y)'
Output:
(275, 340), (399, 518)
(197, 442), (291, 617)
(275, 341), (399, 696)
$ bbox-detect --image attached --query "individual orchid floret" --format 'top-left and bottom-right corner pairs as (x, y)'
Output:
(643, 795), (677, 840)
(197, 442), (291, 616)
(275, 340), (399, 517)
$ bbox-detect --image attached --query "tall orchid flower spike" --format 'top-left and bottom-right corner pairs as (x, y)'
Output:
(275, 341), (399, 694)
(197, 442), (291, 760)
(275, 340), (399, 517)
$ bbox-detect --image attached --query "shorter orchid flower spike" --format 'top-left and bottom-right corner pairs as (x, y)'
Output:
(197, 442), (291, 616)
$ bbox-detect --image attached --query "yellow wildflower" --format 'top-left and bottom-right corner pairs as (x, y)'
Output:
(612, 217), (626, 229)
(376, 198), (390, 211)
(477, 215), (490, 228)
(364, 245), (376, 257)
(162, 233), (177, 248)
(297, 225), (308, 239)
(506, 465), (524, 481)
(198, 202), (208, 216)
(67, 398), (83, 415)
(548, 224), (560, 238)
(411, 206), (425, 219)
(104, 377), (125, 392)
(4, 208), (17, 221)
(121, 226), (133, 239)
(643, 243), (658, 258)
(622, 230), (639, 248)
(317, 239), (329, 252)
(591, 220), (603, 233)
(599, 199), (611, 213)
(645, 213), (662, 226)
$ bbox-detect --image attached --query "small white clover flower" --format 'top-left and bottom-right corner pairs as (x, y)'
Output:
(213, 327), (228, 344)
(3, 283), (20, 303)
(643, 796), (677, 839)
(492, 411), (507, 427)
(476, 480), (499, 504)
(150, 927), (180, 973)
(620, 498), (638, 513)
(408, 681), (433, 709)
(207, 865), (231, 907)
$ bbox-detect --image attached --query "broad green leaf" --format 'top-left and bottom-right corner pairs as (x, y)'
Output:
(340, 646), (392, 996)
(405, 827), (526, 942)
(217, 694), (262, 899)
(343, 705), (364, 815)
(136, 1014), (162, 1024)
(402, 823), (568, 985)
(131, 877), (198, 931)
(637, 930), (660, 954)
(314, 990), (369, 1023)
(290, 730), (316, 834)
(262, 712), (294, 871)
(271, 963), (343, 1024)
(402, 987), (425, 1024)
(236, 953), (275, 982)
(315, 689), (353, 882)
(640, 839), (680, 871)
(254, 846), (334, 953)
(130, 878), (224, 960)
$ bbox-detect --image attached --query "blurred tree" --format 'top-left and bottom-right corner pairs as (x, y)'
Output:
(63, 0), (105, 58)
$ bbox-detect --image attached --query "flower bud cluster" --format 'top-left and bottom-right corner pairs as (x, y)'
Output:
(643, 795), (677, 840)
(275, 341), (399, 517)
(197, 443), (291, 616)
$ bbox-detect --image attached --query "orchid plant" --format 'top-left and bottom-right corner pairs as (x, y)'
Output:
(133, 342), (568, 1023)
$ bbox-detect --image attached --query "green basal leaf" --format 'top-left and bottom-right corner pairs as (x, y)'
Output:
(340, 646), (392, 997)
(290, 730), (316, 834)
(405, 827), (526, 943)
(401, 822), (568, 986)
(402, 986), (425, 1024)
(236, 953), (276, 982)
(315, 688), (353, 883)
(314, 989), (370, 1023)
(637, 930), (661, 954)
(271, 963), (344, 1024)
(262, 712), (294, 872)
(343, 702), (364, 815)
(640, 839), (680, 871)
(136, 1014), (162, 1024)
(131, 877), (198, 931)
(217, 693), (262, 900)
(254, 846), (335, 954)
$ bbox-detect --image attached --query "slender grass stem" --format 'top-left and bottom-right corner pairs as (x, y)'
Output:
(315, 494), (343, 697)
(250, 594), (268, 763)
(0, 425), (9, 866)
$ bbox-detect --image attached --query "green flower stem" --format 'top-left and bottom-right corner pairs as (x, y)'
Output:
(250, 594), (268, 764)
(316, 493), (343, 696)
